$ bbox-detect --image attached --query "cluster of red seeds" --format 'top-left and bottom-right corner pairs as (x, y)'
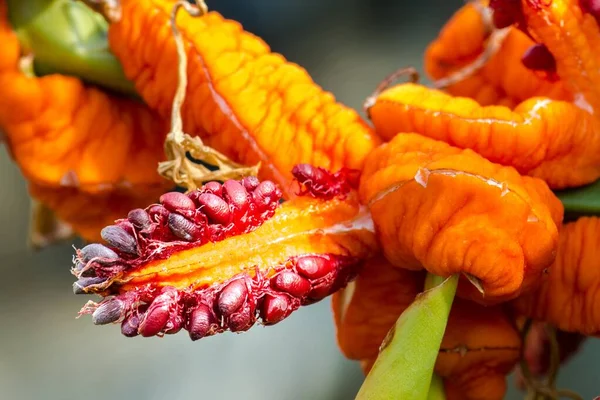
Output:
(82, 252), (360, 340)
(73, 166), (364, 340)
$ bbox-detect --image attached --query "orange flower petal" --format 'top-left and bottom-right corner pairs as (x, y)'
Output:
(359, 133), (562, 304)
(425, 1), (570, 106)
(515, 217), (600, 335)
(108, 0), (380, 195)
(368, 83), (600, 188)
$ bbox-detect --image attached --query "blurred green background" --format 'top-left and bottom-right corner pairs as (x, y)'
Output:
(1, 0), (599, 399)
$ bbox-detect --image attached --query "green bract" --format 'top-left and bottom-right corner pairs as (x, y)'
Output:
(355, 274), (458, 400)
(555, 179), (600, 217)
(6, 0), (135, 95)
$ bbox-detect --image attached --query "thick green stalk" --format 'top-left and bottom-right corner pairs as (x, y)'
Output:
(426, 374), (446, 400)
(6, 0), (136, 96)
(355, 274), (458, 400)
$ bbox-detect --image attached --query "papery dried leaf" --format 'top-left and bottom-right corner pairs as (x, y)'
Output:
(0, 1), (170, 241)
(359, 133), (562, 304)
(74, 168), (379, 339)
(425, 1), (570, 106)
(368, 83), (600, 189)
(515, 217), (600, 335)
(107, 0), (380, 196)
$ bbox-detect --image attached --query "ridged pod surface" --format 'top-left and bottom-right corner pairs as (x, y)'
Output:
(359, 134), (563, 304)
(424, 1), (570, 106)
(0, 1), (170, 240)
(107, 0), (380, 194)
(514, 217), (600, 335)
(520, 0), (600, 113)
(333, 269), (519, 400)
(437, 300), (520, 400)
(74, 166), (379, 339)
(367, 83), (600, 189)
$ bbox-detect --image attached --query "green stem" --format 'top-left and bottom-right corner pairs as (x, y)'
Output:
(355, 274), (458, 400)
(6, 0), (136, 96)
(426, 374), (447, 400)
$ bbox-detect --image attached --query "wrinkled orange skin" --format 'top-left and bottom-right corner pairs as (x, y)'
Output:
(0, 1), (170, 241)
(438, 300), (520, 400)
(332, 257), (425, 362)
(333, 267), (519, 400)
(359, 133), (563, 304)
(521, 0), (600, 113)
(424, 1), (570, 106)
(368, 83), (600, 189)
(515, 217), (600, 335)
(108, 0), (380, 196)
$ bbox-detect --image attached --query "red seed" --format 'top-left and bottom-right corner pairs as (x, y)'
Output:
(139, 302), (170, 337)
(80, 243), (118, 262)
(160, 192), (196, 212)
(521, 43), (556, 72)
(489, 0), (524, 29)
(197, 193), (232, 225)
(261, 293), (292, 325)
(228, 306), (256, 332)
(292, 164), (328, 187)
(241, 176), (260, 191)
(147, 204), (170, 222)
(100, 225), (138, 255)
(121, 312), (142, 337)
(127, 208), (152, 230)
(188, 304), (218, 341)
(138, 288), (178, 337)
(168, 213), (201, 241)
(92, 299), (124, 325)
(581, 0), (600, 22)
(218, 279), (248, 316)
(252, 181), (280, 207)
(203, 181), (223, 197)
(272, 271), (311, 298)
(295, 256), (333, 279)
(223, 180), (249, 212)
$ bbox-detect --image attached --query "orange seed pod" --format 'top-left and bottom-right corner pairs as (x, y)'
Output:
(107, 0), (380, 194)
(425, 1), (570, 106)
(515, 217), (600, 335)
(367, 83), (600, 189)
(0, 1), (170, 241)
(359, 133), (563, 304)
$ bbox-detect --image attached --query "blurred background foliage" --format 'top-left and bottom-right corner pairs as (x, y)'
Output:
(0, 0), (598, 399)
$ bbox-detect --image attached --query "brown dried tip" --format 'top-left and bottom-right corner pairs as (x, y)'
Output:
(72, 165), (379, 340)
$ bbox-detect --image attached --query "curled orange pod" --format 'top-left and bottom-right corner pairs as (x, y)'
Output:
(359, 133), (563, 304)
(0, 1), (170, 241)
(437, 300), (520, 400)
(424, 1), (570, 106)
(367, 83), (600, 189)
(107, 0), (380, 194)
(520, 0), (600, 113)
(333, 271), (519, 400)
(515, 217), (600, 335)
(73, 165), (379, 339)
